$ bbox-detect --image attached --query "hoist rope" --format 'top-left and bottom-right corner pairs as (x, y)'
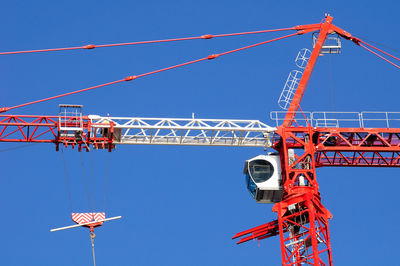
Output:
(104, 152), (110, 213)
(89, 151), (96, 211)
(1, 32), (300, 113)
(0, 27), (295, 56)
(61, 149), (73, 213)
(90, 232), (96, 266)
(80, 152), (94, 216)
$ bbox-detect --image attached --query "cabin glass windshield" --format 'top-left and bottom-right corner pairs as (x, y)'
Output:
(248, 159), (274, 183)
(245, 172), (257, 197)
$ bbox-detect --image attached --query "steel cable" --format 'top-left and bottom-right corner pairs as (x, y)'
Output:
(359, 40), (400, 62)
(1, 32), (300, 113)
(90, 232), (96, 266)
(103, 152), (109, 213)
(89, 151), (96, 211)
(80, 152), (93, 216)
(0, 27), (296, 56)
(61, 148), (73, 213)
(359, 43), (400, 70)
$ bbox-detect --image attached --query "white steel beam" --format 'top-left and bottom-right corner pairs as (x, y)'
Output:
(88, 116), (276, 147)
(50, 216), (122, 232)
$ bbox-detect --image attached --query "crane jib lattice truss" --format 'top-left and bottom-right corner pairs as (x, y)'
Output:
(0, 114), (276, 151)
(2, 13), (400, 266)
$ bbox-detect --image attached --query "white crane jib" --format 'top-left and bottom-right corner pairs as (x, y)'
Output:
(88, 115), (276, 148)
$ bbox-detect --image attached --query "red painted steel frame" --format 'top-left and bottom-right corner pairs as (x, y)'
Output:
(244, 16), (338, 265)
(0, 114), (115, 152)
(272, 125), (333, 265)
(282, 16), (334, 128)
(0, 115), (58, 144)
(234, 15), (380, 266)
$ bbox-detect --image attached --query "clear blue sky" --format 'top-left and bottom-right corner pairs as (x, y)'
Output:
(1, 1), (399, 265)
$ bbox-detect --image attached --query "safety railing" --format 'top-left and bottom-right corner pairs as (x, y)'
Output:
(270, 111), (400, 128)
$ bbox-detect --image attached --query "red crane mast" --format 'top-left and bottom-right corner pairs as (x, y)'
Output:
(233, 15), (400, 265)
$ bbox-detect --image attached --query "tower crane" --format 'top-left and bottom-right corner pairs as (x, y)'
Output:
(1, 14), (400, 265)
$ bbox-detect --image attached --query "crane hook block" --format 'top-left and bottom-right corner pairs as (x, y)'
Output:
(72, 213), (106, 228)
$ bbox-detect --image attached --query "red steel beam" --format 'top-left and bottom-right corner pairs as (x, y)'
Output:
(282, 16), (334, 127)
(0, 114), (108, 151)
(316, 151), (400, 167)
(0, 115), (60, 143)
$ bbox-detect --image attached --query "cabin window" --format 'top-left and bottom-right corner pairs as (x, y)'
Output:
(246, 173), (257, 197)
(248, 160), (274, 183)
